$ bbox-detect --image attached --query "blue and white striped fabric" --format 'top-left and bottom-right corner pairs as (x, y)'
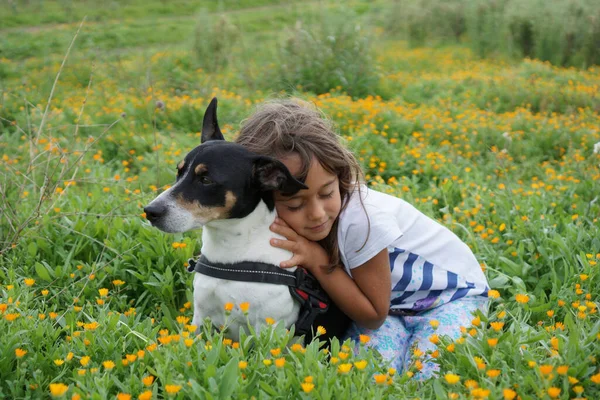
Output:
(388, 248), (488, 311)
(337, 186), (490, 313)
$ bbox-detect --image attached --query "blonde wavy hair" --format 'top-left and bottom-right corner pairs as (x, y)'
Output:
(235, 98), (367, 268)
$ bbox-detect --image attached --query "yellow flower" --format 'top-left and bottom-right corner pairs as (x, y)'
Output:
(474, 357), (486, 370)
(317, 326), (326, 335)
(138, 390), (152, 400)
(142, 376), (154, 386)
(176, 316), (190, 325)
(275, 357), (285, 368)
(54, 359), (65, 366)
(4, 313), (20, 321)
(556, 365), (568, 375)
(262, 359), (272, 366)
(503, 388), (517, 400)
(15, 348), (27, 358)
(98, 288), (108, 297)
(590, 373), (600, 383)
(270, 348), (281, 357)
(547, 387), (560, 398)
(488, 290), (500, 299)
(265, 317), (275, 325)
(165, 385), (182, 395)
(102, 360), (115, 370)
(490, 322), (505, 331)
(238, 361), (247, 370)
(224, 302), (234, 312)
(388, 368), (396, 376)
(80, 356), (90, 367)
(330, 357), (339, 365)
(429, 319), (439, 329)
(290, 343), (304, 353)
(471, 388), (491, 398)
(465, 380), (478, 389)
(487, 338), (498, 347)
(24, 278), (35, 287)
(359, 334), (370, 344)
(445, 373), (460, 384)
(515, 294), (530, 304)
(337, 363), (353, 374)
(374, 374), (387, 384)
(472, 316), (481, 326)
(239, 302), (250, 313)
(429, 334), (440, 345)
(301, 382), (314, 393)
(539, 365), (553, 375)
(486, 369), (501, 378)
(414, 360), (423, 371)
(49, 383), (69, 397)
(354, 360), (368, 370)
(116, 394), (131, 400)
(446, 343), (455, 352)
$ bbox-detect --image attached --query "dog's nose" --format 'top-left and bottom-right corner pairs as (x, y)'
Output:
(144, 203), (166, 222)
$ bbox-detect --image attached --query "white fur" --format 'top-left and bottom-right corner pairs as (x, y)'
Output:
(193, 201), (300, 341)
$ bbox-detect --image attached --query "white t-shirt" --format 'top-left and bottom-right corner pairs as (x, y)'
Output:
(337, 186), (489, 311)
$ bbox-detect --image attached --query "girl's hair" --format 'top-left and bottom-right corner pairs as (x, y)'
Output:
(235, 98), (367, 268)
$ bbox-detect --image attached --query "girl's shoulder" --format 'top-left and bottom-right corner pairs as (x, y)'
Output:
(337, 186), (404, 270)
(342, 185), (414, 221)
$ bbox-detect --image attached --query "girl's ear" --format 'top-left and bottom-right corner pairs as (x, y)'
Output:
(253, 156), (307, 195)
(201, 97), (225, 143)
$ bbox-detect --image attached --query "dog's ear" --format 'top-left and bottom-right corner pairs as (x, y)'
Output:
(253, 157), (308, 195)
(201, 97), (224, 143)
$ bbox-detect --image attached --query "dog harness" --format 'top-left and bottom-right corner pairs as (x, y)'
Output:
(187, 255), (329, 337)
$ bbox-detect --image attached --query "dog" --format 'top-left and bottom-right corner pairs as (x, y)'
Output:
(144, 98), (349, 343)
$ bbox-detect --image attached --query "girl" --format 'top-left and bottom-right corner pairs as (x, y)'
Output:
(235, 99), (489, 378)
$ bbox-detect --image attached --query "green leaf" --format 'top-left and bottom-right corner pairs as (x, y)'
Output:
(218, 358), (239, 398)
(35, 261), (53, 281)
(432, 379), (446, 399)
(27, 241), (37, 257)
(259, 382), (279, 397)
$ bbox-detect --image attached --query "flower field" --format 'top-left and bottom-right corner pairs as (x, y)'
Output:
(1, 1), (600, 399)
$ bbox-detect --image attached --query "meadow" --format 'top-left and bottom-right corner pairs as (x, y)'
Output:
(1, 0), (600, 399)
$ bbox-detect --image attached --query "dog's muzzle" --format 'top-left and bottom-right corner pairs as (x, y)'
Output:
(144, 203), (167, 225)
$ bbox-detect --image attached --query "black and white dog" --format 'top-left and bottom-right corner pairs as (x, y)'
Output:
(144, 98), (349, 342)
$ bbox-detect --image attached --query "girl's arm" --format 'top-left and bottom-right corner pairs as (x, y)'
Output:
(310, 248), (391, 329)
(270, 219), (391, 329)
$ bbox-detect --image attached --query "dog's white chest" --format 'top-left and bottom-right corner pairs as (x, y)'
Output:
(192, 273), (300, 341)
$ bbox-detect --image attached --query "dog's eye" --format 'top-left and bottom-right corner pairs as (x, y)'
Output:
(199, 175), (214, 185)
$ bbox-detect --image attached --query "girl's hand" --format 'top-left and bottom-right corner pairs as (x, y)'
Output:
(269, 217), (328, 272)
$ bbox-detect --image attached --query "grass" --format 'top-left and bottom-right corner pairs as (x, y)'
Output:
(1, 0), (600, 399)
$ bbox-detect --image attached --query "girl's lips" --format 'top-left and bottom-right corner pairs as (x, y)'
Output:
(308, 219), (329, 232)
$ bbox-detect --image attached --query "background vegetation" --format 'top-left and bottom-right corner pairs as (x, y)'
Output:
(1, 0), (599, 398)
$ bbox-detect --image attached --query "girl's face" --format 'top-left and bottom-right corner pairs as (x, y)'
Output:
(274, 154), (342, 241)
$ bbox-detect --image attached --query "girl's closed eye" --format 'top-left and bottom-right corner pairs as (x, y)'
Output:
(286, 202), (304, 212)
(320, 191), (334, 199)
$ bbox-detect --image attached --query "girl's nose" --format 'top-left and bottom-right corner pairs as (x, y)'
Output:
(308, 202), (326, 221)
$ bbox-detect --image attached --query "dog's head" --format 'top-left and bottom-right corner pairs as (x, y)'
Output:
(144, 98), (306, 233)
